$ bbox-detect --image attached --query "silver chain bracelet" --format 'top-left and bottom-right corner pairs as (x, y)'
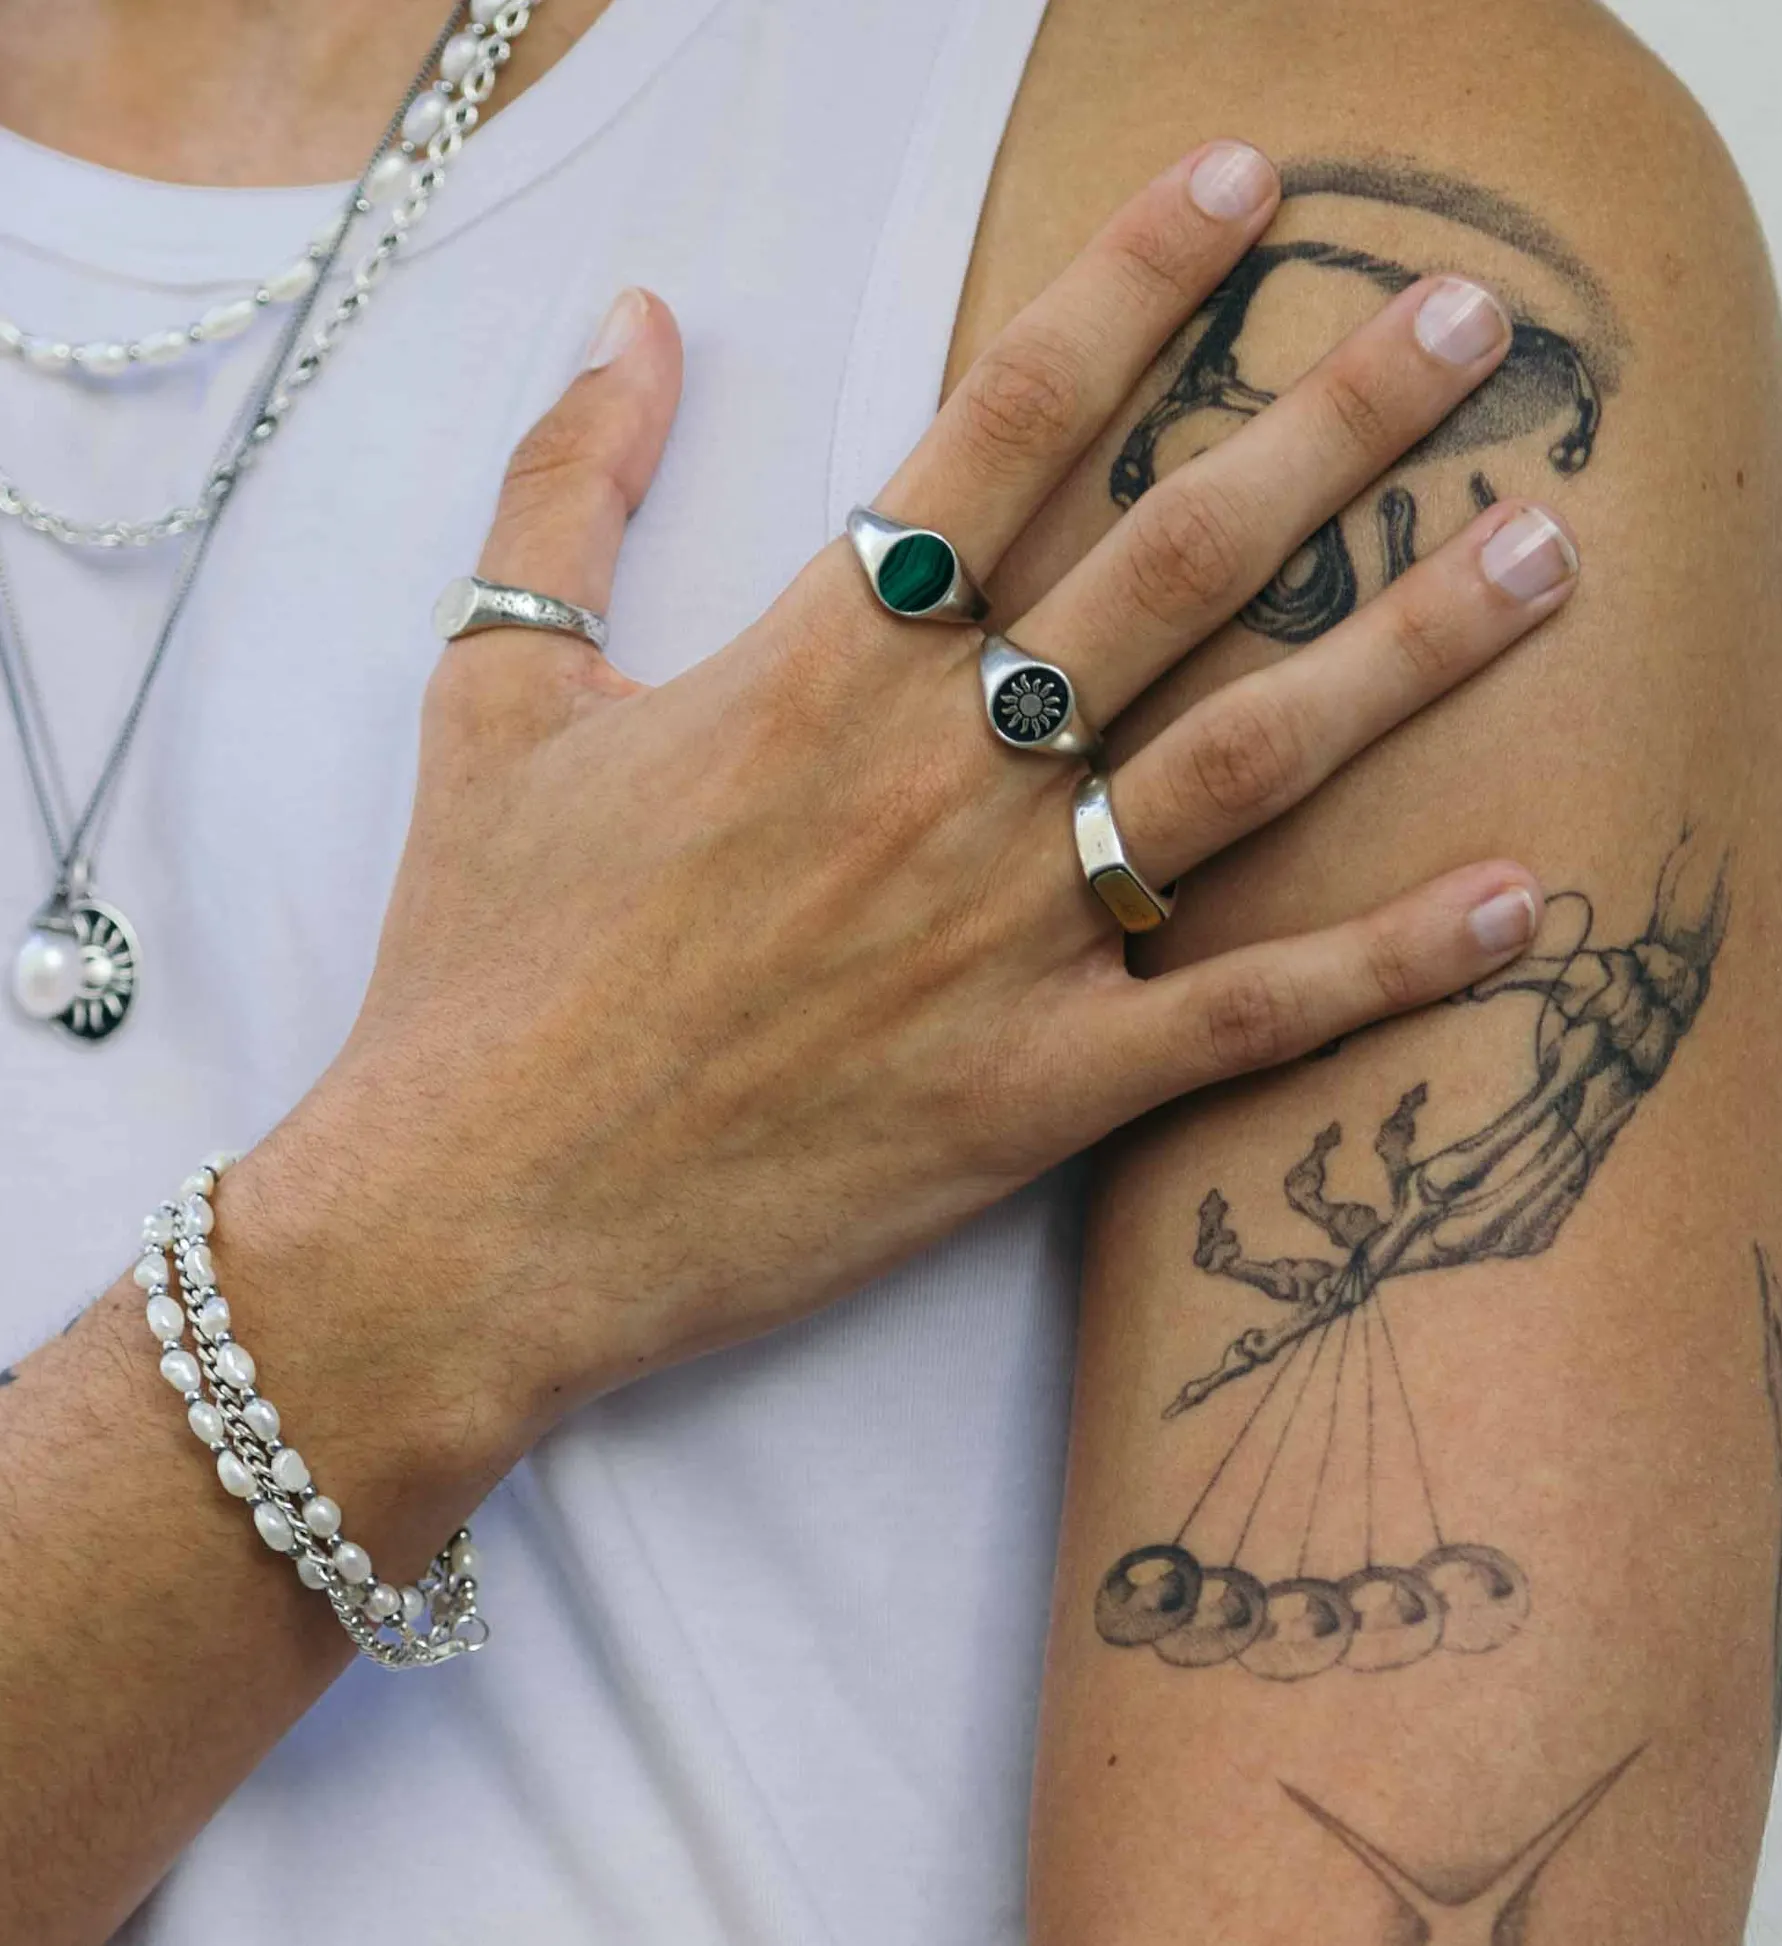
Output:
(136, 1154), (489, 1668)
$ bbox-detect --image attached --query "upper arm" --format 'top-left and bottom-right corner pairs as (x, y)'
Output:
(949, 1), (1782, 1938)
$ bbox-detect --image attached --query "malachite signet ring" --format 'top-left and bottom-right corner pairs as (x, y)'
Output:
(979, 633), (1102, 763)
(1072, 768), (1176, 934)
(845, 506), (990, 624)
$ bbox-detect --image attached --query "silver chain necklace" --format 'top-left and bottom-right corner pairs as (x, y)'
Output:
(3, 2), (537, 1042)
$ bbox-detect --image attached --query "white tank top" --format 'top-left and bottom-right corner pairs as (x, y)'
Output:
(0, 3), (1069, 1940)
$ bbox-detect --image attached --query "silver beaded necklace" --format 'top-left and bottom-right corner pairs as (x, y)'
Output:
(3, 1), (539, 1042)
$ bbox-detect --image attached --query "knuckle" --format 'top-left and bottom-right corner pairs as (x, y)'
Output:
(1186, 688), (1305, 823)
(1105, 205), (1204, 306)
(1389, 593), (1467, 688)
(1202, 966), (1303, 1074)
(961, 332), (1086, 472)
(1123, 482), (1251, 624)
(1314, 360), (1396, 460)
(1361, 922), (1424, 1014)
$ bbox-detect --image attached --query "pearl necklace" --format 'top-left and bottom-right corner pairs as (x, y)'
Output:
(6, 1), (538, 1041)
(0, 5), (511, 385)
(0, 0), (532, 550)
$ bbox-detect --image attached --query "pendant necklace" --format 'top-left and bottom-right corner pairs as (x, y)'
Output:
(0, 1), (538, 1042)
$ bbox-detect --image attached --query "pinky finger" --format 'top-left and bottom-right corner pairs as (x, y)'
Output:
(1096, 859), (1546, 1119)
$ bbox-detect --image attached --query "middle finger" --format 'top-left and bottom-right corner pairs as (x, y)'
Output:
(1011, 275), (1514, 726)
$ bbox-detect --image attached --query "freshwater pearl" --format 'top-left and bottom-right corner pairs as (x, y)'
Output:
(0, 320), (20, 354)
(137, 329), (190, 365)
(365, 1582), (400, 1621)
(180, 1168), (215, 1200)
(332, 1541), (373, 1585)
(216, 1449), (255, 1497)
(194, 1295), (231, 1341)
(187, 1399), (225, 1445)
(399, 1586), (426, 1626)
(194, 298), (256, 342)
(265, 256), (318, 302)
(449, 1538), (480, 1580)
(214, 1341), (256, 1391)
(182, 1193), (215, 1235)
(144, 1294), (185, 1341)
(75, 342), (130, 376)
(132, 1253), (168, 1291)
(400, 92), (447, 148)
(202, 1151), (238, 1177)
(364, 151), (409, 202)
(253, 1501), (295, 1552)
(295, 1554), (329, 1590)
(22, 337), (71, 372)
(471, 0), (505, 21)
(159, 1347), (201, 1393)
(11, 927), (83, 1019)
(440, 32), (482, 84)
(241, 1396), (280, 1444)
(301, 1494), (341, 1540)
(182, 1242), (215, 1288)
(269, 1447), (310, 1495)
(142, 1209), (174, 1248)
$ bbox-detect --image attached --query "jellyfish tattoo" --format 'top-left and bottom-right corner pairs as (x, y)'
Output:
(1096, 839), (1728, 1681)
(1110, 158), (1622, 645)
(1283, 1748), (1641, 1944)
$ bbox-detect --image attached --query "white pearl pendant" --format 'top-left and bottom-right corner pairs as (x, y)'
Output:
(11, 926), (83, 1020)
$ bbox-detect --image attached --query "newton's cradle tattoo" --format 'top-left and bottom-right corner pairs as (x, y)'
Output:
(1285, 1748), (1640, 1944)
(1096, 839), (1727, 1681)
(1110, 158), (1624, 645)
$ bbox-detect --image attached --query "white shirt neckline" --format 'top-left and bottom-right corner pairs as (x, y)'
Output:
(0, 0), (730, 288)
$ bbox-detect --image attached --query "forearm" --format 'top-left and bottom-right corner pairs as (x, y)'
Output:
(0, 1120), (530, 1944)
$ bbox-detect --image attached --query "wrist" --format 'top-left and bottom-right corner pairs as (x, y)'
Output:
(202, 1098), (544, 1576)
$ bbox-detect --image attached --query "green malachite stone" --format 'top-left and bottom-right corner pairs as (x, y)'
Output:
(878, 532), (956, 614)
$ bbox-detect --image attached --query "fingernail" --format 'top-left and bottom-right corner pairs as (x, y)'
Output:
(1187, 142), (1277, 221)
(1413, 278), (1509, 365)
(1481, 507), (1580, 601)
(586, 287), (647, 370)
(1468, 886), (1539, 956)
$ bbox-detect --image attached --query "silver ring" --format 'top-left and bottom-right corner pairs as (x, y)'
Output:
(846, 505), (989, 624)
(431, 575), (610, 652)
(1073, 769), (1176, 934)
(980, 634), (1102, 760)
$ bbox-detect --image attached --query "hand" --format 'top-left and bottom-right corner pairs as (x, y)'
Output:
(240, 142), (1577, 1446)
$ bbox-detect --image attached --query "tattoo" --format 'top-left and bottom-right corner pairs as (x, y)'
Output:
(1758, 1242), (1782, 1753)
(1110, 157), (1624, 644)
(1095, 840), (1726, 1681)
(0, 1367), (14, 1386)
(1283, 1747), (1640, 1943)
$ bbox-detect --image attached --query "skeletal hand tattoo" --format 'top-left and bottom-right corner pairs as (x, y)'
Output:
(1095, 840), (1727, 1684)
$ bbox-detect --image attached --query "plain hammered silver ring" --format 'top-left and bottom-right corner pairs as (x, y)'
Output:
(431, 575), (610, 652)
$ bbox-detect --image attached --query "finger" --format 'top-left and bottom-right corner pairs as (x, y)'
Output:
(1111, 501), (1580, 885)
(873, 141), (1281, 574)
(1088, 860), (1547, 1125)
(430, 288), (683, 746)
(1012, 275), (1515, 724)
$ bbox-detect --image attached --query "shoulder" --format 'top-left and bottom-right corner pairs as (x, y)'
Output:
(949, 0), (1761, 381)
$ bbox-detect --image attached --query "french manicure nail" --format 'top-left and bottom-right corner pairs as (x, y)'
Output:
(1468, 887), (1539, 956)
(1481, 507), (1580, 601)
(1413, 278), (1509, 365)
(1187, 142), (1277, 221)
(586, 287), (647, 370)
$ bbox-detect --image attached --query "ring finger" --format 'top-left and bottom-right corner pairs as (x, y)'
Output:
(1011, 274), (1516, 725)
(1106, 499), (1580, 892)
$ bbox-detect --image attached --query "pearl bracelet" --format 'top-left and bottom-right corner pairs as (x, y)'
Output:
(137, 1154), (488, 1668)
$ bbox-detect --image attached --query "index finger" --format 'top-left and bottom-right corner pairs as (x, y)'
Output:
(874, 140), (1282, 577)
